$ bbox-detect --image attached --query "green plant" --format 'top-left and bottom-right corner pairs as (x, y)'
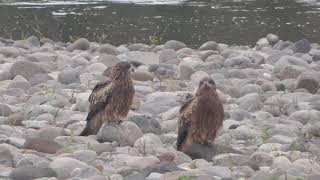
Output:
(261, 123), (272, 143)
(178, 175), (193, 180)
(69, 35), (80, 43)
(20, 31), (30, 40)
(30, 15), (42, 37)
(55, 147), (73, 155)
(219, 134), (233, 147)
(148, 35), (161, 45)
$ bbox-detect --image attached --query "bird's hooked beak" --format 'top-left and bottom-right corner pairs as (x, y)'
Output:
(130, 66), (135, 72)
(204, 81), (209, 88)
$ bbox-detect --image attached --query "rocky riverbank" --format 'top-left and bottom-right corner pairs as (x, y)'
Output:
(0, 35), (320, 180)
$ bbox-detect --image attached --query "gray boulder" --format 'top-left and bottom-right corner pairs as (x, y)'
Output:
(26, 36), (40, 47)
(10, 60), (46, 80)
(199, 41), (219, 51)
(29, 73), (53, 86)
(224, 56), (252, 68)
(10, 166), (57, 180)
(273, 55), (309, 74)
(296, 72), (320, 94)
(49, 157), (89, 179)
(23, 138), (62, 154)
(97, 121), (143, 146)
(96, 54), (120, 67)
(163, 40), (186, 51)
(58, 69), (80, 85)
(179, 63), (194, 80)
(159, 49), (179, 64)
(128, 114), (161, 134)
(292, 39), (311, 53)
(66, 38), (90, 52)
(0, 104), (12, 116)
(97, 43), (120, 55)
(236, 93), (263, 112)
(266, 34), (279, 43)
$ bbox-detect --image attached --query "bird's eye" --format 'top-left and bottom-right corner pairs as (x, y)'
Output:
(209, 80), (214, 84)
(199, 81), (203, 85)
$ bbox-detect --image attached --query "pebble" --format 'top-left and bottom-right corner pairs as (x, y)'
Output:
(1, 36), (320, 179)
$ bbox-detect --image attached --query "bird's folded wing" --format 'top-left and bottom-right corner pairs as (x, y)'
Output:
(88, 78), (113, 104)
(177, 97), (194, 150)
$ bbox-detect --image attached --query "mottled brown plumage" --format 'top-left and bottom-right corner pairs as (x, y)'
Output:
(177, 77), (224, 152)
(80, 61), (135, 136)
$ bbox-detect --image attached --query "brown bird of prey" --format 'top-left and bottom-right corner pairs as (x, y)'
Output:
(80, 61), (135, 136)
(177, 77), (224, 152)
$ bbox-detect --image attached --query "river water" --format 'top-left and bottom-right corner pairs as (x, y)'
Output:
(0, 0), (319, 47)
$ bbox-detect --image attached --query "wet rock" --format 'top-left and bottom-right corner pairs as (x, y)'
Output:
(163, 40), (186, 51)
(10, 166), (57, 180)
(97, 121), (143, 146)
(10, 60), (46, 80)
(66, 38), (90, 51)
(128, 114), (161, 134)
(58, 68), (80, 85)
(23, 138), (62, 154)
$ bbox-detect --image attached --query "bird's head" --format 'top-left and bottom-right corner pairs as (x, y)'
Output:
(196, 77), (216, 95)
(111, 61), (135, 80)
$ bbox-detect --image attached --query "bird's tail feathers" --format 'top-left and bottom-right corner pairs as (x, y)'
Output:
(79, 111), (101, 136)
